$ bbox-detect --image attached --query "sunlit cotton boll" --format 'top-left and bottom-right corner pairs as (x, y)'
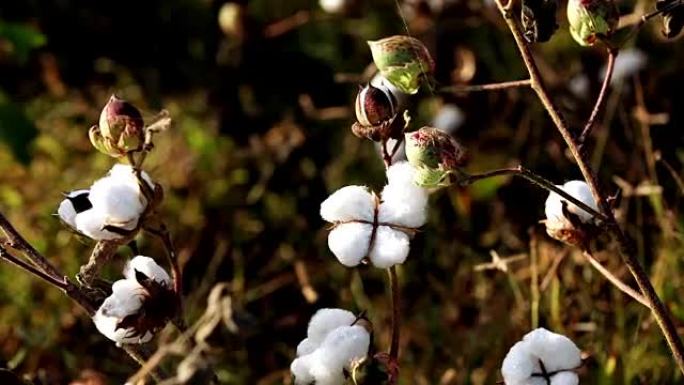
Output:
(72, 164), (153, 240)
(501, 328), (581, 385)
(545, 180), (598, 224)
(93, 256), (172, 345)
(291, 309), (370, 385)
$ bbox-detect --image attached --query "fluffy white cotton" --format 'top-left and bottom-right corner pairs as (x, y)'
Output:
(291, 309), (370, 385)
(603, 48), (647, 86)
(320, 185), (375, 223)
(89, 181), (145, 228)
(93, 279), (152, 345)
(501, 328), (581, 385)
(379, 162), (428, 228)
(73, 209), (125, 241)
(320, 0), (347, 13)
(368, 226), (410, 268)
(327, 223), (373, 267)
(57, 189), (91, 228)
(124, 255), (171, 286)
(93, 256), (171, 345)
(545, 180), (598, 224)
(307, 308), (357, 344)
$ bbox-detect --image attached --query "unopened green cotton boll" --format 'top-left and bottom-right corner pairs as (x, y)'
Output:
(566, 0), (618, 46)
(404, 127), (466, 187)
(368, 35), (434, 95)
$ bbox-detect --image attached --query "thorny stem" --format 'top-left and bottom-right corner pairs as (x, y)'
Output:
(388, 266), (400, 362)
(439, 79), (531, 93)
(493, 0), (684, 374)
(578, 48), (617, 146)
(460, 166), (607, 221)
(582, 251), (649, 307)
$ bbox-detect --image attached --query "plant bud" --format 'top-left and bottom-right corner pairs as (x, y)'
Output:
(404, 127), (466, 187)
(368, 35), (434, 95)
(566, 0), (618, 46)
(95, 95), (144, 157)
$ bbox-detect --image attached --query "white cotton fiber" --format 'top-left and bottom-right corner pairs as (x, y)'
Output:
(501, 328), (581, 385)
(89, 177), (145, 225)
(318, 325), (371, 369)
(380, 162), (429, 228)
(93, 278), (152, 344)
(307, 308), (357, 345)
(545, 180), (597, 224)
(523, 328), (581, 373)
(291, 354), (316, 385)
(320, 185), (375, 223)
(327, 222), (373, 267)
(74, 209), (125, 241)
(368, 226), (410, 268)
(124, 255), (172, 286)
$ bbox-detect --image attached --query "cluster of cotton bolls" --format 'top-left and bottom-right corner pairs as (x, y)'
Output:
(320, 162), (428, 268)
(58, 164), (154, 241)
(544, 180), (599, 245)
(501, 328), (582, 385)
(291, 308), (371, 385)
(93, 255), (175, 345)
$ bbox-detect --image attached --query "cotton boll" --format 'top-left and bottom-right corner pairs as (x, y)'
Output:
(58, 189), (91, 228)
(108, 164), (154, 190)
(501, 341), (538, 385)
(74, 209), (124, 241)
(545, 180), (597, 224)
(550, 371), (579, 385)
(523, 328), (581, 373)
(296, 338), (318, 356)
(320, 185), (375, 223)
(291, 355), (315, 385)
(93, 279), (153, 344)
(385, 161), (418, 187)
(368, 226), (410, 268)
(319, 325), (370, 369)
(89, 178), (145, 226)
(124, 255), (172, 286)
(327, 222), (373, 267)
(307, 308), (357, 345)
(379, 182), (428, 228)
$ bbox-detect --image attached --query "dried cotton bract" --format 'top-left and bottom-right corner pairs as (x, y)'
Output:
(320, 162), (428, 268)
(544, 180), (598, 246)
(291, 308), (370, 385)
(58, 164), (154, 240)
(501, 328), (581, 385)
(93, 256), (176, 345)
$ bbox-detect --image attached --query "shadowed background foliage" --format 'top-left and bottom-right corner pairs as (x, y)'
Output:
(0, 0), (683, 384)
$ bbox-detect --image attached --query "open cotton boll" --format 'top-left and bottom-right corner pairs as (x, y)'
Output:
(108, 164), (154, 190)
(523, 328), (581, 373)
(327, 222), (373, 267)
(368, 226), (410, 268)
(318, 325), (371, 368)
(307, 308), (357, 345)
(124, 255), (171, 286)
(58, 189), (92, 229)
(320, 185), (375, 223)
(501, 328), (581, 385)
(93, 279), (152, 344)
(545, 180), (597, 224)
(291, 355), (316, 385)
(379, 182), (428, 228)
(89, 178), (146, 225)
(74, 208), (125, 241)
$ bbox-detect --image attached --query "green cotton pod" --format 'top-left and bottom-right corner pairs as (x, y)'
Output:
(405, 127), (467, 188)
(566, 0), (618, 46)
(368, 36), (434, 95)
(413, 165), (454, 188)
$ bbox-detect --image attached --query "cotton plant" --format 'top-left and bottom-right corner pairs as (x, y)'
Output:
(291, 308), (371, 385)
(544, 180), (599, 246)
(501, 328), (582, 385)
(93, 255), (177, 345)
(320, 162), (428, 268)
(58, 164), (156, 241)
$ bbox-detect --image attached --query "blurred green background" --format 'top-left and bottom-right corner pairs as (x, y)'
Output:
(0, 0), (683, 384)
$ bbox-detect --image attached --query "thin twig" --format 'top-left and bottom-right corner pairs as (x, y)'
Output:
(388, 266), (401, 361)
(0, 212), (63, 279)
(578, 48), (617, 146)
(582, 251), (649, 307)
(0, 245), (68, 290)
(493, 0), (684, 373)
(439, 79), (532, 93)
(459, 166), (607, 221)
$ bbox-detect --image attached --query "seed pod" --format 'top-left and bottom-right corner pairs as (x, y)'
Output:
(521, 0), (559, 43)
(566, 0), (618, 46)
(352, 83), (405, 142)
(368, 35), (434, 94)
(404, 126), (467, 187)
